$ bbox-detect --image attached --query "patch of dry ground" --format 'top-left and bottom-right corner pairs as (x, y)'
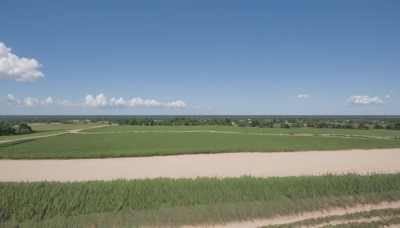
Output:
(0, 149), (399, 182)
(195, 201), (400, 228)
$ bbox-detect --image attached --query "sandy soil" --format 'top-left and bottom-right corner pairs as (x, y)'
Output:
(197, 200), (400, 228)
(0, 148), (399, 182)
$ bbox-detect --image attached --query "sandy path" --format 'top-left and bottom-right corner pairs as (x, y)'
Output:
(0, 149), (399, 182)
(199, 200), (400, 228)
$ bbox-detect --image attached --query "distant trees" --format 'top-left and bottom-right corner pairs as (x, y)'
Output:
(0, 121), (15, 135)
(111, 117), (400, 131)
(0, 121), (34, 136)
(13, 123), (34, 134)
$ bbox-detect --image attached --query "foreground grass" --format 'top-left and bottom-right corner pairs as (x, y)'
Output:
(1, 174), (400, 227)
(0, 123), (104, 142)
(85, 125), (400, 137)
(1, 132), (400, 159)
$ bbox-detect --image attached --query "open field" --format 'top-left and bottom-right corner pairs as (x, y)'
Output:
(84, 125), (400, 138)
(1, 124), (400, 227)
(1, 149), (400, 181)
(1, 174), (400, 227)
(1, 131), (400, 159)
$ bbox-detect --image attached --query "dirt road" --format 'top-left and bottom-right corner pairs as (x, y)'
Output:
(198, 200), (400, 228)
(0, 149), (399, 182)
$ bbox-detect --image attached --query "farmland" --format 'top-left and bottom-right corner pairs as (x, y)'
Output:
(1, 128), (400, 159)
(84, 125), (400, 138)
(1, 120), (400, 227)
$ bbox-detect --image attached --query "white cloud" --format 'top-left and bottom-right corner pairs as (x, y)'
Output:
(59, 100), (73, 107)
(127, 97), (162, 107)
(3, 93), (188, 109)
(84, 94), (109, 108)
(6, 93), (22, 105)
(345, 95), (383, 106)
(24, 97), (40, 107)
(291, 94), (309, 99)
(385, 94), (390, 99)
(44, 97), (54, 104)
(83, 93), (185, 109)
(166, 100), (187, 108)
(0, 42), (44, 82)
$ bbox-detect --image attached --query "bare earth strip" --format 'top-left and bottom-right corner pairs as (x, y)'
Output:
(0, 149), (399, 182)
(198, 201), (400, 228)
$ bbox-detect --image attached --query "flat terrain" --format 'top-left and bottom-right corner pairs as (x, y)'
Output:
(1, 149), (399, 181)
(1, 131), (400, 159)
(1, 124), (400, 227)
(84, 125), (400, 137)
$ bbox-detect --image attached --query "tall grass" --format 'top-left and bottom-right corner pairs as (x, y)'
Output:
(1, 174), (400, 224)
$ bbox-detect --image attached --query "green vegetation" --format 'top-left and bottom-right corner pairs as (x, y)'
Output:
(267, 208), (400, 228)
(1, 131), (400, 159)
(1, 174), (400, 227)
(85, 125), (400, 137)
(114, 116), (400, 130)
(0, 121), (34, 136)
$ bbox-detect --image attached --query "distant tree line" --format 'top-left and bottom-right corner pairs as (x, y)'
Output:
(115, 117), (400, 130)
(1, 116), (400, 131)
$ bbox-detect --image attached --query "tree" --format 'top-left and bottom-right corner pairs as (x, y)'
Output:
(0, 121), (15, 135)
(373, 124), (385, 129)
(386, 124), (394, 130)
(13, 123), (34, 135)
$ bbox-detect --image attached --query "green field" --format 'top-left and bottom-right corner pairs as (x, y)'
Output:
(1, 174), (400, 227)
(1, 131), (400, 159)
(0, 123), (104, 142)
(84, 125), (400, 137)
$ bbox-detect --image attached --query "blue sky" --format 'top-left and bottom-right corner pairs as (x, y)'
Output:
(0, 0), (399, 115)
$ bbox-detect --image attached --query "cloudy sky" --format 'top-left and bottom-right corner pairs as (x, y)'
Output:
(0, 0), (399, 115)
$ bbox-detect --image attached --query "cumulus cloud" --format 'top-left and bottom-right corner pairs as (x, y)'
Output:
(4, 94), (73, 107)
(3, 93), (188, 109)
(44, 97), (54, 104)
(291, 94), (309, 99)
(345, 95), (383, 106)
(0, 42), (44, 82)
(83, 93), (186, 109)
(385, 94), (390, 99)
(24, 97), (40, 107)
(166, 100), (187, 108)
(83, 94), (167, 108)
(5, 93), (22, 105)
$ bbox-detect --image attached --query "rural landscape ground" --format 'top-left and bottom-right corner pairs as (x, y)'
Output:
(1, 120), (400, 227)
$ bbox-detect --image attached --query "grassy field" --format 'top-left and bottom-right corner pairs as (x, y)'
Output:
(0, 123), (104, 142)
(1, 131), (400, 159)
(1, 174), (400, 227)
(84, 125), (400, 137)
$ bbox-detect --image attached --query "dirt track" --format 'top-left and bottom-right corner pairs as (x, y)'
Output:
(0, 149), (399, 182)
(201, 200), (400, 228)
